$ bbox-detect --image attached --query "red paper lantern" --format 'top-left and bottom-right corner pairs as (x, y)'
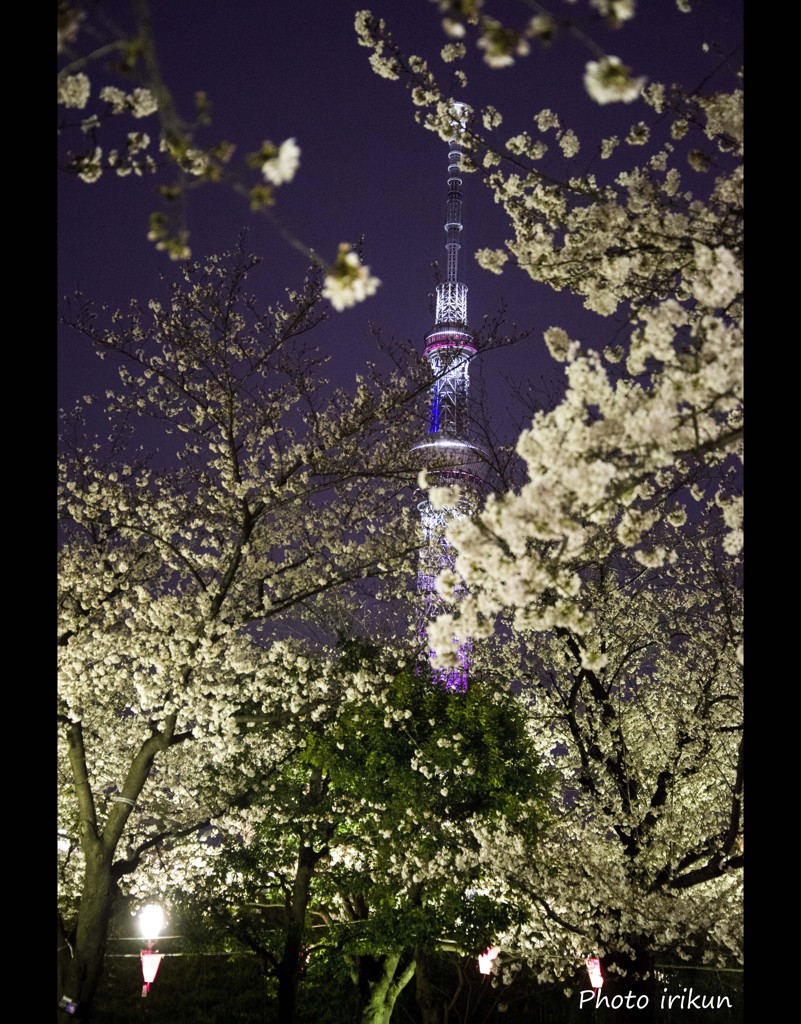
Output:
(586, 957), (603, 989)
(140, 951), (163, 995)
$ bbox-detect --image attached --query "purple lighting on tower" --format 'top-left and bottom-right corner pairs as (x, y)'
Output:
(411, 103), (486, 692)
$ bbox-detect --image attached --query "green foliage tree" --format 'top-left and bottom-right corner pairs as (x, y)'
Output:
(166, 652), (552, 1024)
(318, 665), (549, 1023)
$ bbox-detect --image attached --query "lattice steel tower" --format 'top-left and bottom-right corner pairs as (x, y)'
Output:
(412, 104), (485, 691)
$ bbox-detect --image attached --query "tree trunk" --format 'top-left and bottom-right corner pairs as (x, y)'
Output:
(58, 717), (176, 1023)
(57, 851), (116, 1022)
(600, 943), (658, 1024)
(414, 945), (442, 1024)
(275, 843), (320, 1023)
(357, 951), (416, 1024)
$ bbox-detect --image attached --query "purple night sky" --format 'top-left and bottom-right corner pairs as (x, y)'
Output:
(57, 0), (743, 446)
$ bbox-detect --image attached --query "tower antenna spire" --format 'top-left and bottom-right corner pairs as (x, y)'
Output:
(412, 101), (486, 692)
(445, 102), (467, 287)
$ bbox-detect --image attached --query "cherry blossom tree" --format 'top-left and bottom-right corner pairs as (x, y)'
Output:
(354, 4), (742, 630)
(356, 0), (743, 1010)
(463, 524), (742, 1017)
(57, 243), (429, 1020)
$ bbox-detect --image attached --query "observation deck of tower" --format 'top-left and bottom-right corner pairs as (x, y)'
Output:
(412, 103), (486, 691)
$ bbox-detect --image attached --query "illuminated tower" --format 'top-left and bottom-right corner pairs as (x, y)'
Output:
(412, 104), (485, 691)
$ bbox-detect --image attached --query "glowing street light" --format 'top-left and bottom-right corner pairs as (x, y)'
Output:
(139, 904), (165, 942)
(138, 904), (165, 998)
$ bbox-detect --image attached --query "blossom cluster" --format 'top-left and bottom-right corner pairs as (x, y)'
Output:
(322, 243), (381, 311)
(260, 137), (301, 185)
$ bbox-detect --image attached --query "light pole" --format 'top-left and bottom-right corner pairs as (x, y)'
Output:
(138, 904), (165, 998)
